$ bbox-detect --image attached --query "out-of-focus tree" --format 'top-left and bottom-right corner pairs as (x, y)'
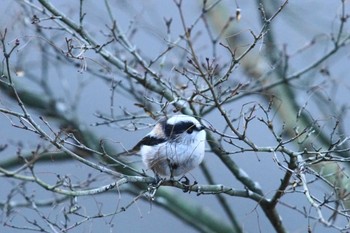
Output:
(1, 0), (350, 232)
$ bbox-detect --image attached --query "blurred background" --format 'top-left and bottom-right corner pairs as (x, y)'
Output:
(1, 1), (350, 232)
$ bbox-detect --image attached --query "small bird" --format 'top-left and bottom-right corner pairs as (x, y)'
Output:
(127, 114), (206, 177)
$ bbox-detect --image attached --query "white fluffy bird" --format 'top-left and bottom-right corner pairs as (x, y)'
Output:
(128, 114), (206, 177)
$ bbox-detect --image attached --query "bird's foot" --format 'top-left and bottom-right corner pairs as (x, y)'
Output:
(178, 176), (197, 193)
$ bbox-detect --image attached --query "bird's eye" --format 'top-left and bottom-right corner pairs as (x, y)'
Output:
(187, 127), (194, 134)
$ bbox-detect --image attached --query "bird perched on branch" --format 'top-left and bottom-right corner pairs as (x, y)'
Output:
(125, 114), (206, 177)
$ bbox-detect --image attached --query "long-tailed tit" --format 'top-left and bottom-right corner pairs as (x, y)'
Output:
(126, 114), (206, 177)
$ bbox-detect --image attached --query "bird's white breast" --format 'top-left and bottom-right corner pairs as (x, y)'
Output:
(141, 130), (206, 176)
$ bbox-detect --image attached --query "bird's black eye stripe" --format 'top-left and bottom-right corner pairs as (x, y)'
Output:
(134, 135), (166, 148)
(165, 122), (199, 137)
